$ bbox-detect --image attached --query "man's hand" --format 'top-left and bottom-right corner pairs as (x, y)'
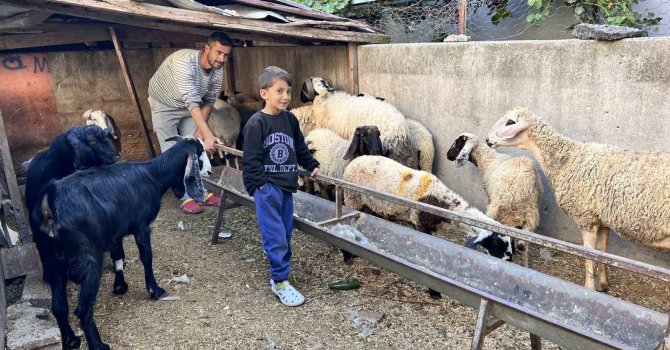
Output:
(203, 134), (221, 153)
(310, 167), (319, 177)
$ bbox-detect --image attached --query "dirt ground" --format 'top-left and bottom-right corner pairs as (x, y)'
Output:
(51, 192), (668, 350)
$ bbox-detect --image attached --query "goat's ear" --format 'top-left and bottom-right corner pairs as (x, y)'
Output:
(343, 131), (362, 160)
(165, 135), (184, 143)
(67, 132), (95, 168)
(83, 109), (93, 120)
(184, 154), (206, 202)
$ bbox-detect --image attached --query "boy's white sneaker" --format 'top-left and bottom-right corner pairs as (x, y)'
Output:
(270, 280), (305, 307)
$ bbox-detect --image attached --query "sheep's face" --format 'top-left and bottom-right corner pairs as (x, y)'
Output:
(466, 230), (515, 261)
(344, 125), (384, 160)
(83, 110), (118, 141)
(300, 77), (334, 103)
(446, 133), (478, 167)
(486, 108), (532, 148)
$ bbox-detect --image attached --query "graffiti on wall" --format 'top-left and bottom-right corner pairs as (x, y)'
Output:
(0, 53), (61, 168)
(1, 54), (50, 74)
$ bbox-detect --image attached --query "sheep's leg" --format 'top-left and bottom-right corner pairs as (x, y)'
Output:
(74, 257), (109, 350)
(50, 267), (81, 349)
(582, 225), (599, 290)
(596, 226), (609, 292)
(134, 226), (165, 300)
(110, 243), (128, 295)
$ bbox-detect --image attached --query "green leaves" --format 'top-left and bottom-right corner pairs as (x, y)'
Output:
(521, 0), (661, 29)
(294, 0), (349, 14)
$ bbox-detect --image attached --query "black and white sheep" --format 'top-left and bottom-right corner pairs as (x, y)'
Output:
(487, 107), (670, 291)
(294, 77), (420, 169)
(447, 132), (543, 266)
(342, 156), (514, 260)
(35, 137), (210, 350)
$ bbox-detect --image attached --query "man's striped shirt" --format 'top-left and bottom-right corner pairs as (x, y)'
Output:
(148, 49), (224, 111)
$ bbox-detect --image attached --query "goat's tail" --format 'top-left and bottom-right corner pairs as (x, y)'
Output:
(39, 190), (59, 239)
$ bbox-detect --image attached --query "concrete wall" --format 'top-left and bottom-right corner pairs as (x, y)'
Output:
(357, 38), (670, 268)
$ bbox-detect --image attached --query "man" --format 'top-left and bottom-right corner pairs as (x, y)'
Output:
(148, 31), (232, 214)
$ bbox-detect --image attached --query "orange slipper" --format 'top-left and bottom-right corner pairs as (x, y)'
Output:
(181, 198), (203, 214)
(203, 193), (221, 207)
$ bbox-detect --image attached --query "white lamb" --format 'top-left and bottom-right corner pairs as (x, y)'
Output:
(296, 78), (419, 169)
(447, 132), (543, 266)
(487, 107), (670, 291)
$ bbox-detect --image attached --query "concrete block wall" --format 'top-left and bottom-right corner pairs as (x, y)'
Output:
(357, 37), (670, 267)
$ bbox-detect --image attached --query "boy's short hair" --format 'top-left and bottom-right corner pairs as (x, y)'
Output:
(208, 32), (233, 47)
(259, 66), (292, 89)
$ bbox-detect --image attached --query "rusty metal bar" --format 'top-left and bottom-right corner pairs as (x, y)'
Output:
(212, 144), (670, 283)
(316, 212), (360, 227)
(458, 0), (467, 34)
(471, 299), (491, 350)
(211, 189), (228, 245)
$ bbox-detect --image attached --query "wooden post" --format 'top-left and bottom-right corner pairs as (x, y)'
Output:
(471, 299), (491, 350)
(458, 0), (467, 35)
(347, 43), (359, 95)
(109, 26), (156, 158)
(0, 109), (30, 243)
(225, 54), (236, 94)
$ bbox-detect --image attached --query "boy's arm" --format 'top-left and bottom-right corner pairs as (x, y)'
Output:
(242, 119), (267, 189)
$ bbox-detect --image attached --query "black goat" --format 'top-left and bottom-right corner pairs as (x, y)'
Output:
(37, 137), (209, 350)
(26, 125), (118, 349)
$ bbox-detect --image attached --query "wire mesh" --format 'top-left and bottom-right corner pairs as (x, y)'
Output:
(351, 0), (670, 42)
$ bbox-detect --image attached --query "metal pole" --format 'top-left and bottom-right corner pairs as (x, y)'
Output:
(458, 0), (467, 35)
(471, 299), (490, 350)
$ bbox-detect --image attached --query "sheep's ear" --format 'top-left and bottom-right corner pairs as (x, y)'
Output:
(300, 78), (315, 103)
(455, 142), (474, 168)
(343, 132), (362, 160)
(165, 135), (184, 142)
(495, 122), (526, 139)
(465, 230), (492, 249)
(184, 154), (206, 202)
(83, 109), (93, 120)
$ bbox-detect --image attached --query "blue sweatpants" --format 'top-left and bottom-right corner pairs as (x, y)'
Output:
(253, 182), (294, 282)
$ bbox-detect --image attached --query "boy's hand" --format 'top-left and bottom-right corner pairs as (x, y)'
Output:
(310, 167), (319, 177)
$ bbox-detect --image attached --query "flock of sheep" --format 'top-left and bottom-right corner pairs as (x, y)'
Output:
(213, 76), (670, 295)
(19, 74), (670, 349)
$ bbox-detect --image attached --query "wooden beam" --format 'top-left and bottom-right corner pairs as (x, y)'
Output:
(0, 110), (30, 243)
(0, 9), (51, 29)
(109, 27), (156, 159)
(0, 0), (389, 44)
(226, 0), (343, 21)
(0, 29), (110, 50)
(347, 43), (359, 95)
(225, 55), (236, 93)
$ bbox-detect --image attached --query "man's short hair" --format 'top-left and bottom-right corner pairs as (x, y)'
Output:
(208, 32), (233, 47)
(259, 66), (292, 89)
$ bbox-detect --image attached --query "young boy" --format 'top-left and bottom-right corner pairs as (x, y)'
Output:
(242, 66), (319, 307)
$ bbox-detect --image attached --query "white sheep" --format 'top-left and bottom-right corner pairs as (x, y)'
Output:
(406, 119), (434, 171)
(447, 132), (543, 266)
(208, 98), (241, 159)
(486, 107), (670, 291)
(355, 93), (434, 171)
(342, 155), (514, 261)
(297, 78), (419, 169)
(304, 126), (384, 199)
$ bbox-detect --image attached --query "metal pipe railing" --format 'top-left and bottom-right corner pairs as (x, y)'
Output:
(213, 144), (670, 284)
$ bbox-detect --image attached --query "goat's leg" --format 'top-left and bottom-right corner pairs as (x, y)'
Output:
(596, 226), (609, 292)
(582, 225), (599, 290)
(50, 267), (81, 349)
(74, 257), (109, 350)
(134, 227), (165, 299)
(109, 242), (128, 295)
